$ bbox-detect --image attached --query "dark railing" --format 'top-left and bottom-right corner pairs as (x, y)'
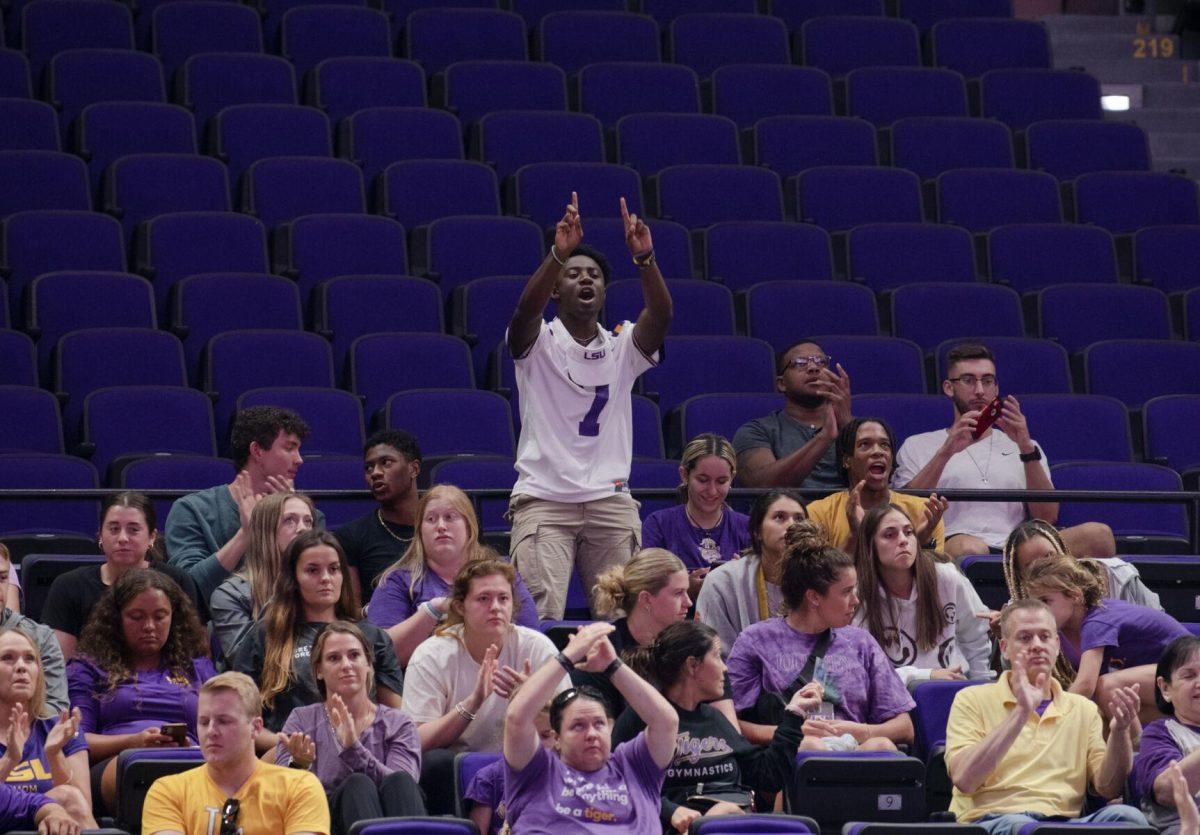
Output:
(2, 486), (1198, 551)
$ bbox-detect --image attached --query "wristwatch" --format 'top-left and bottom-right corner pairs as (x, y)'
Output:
(1018, 446), (1042, 463)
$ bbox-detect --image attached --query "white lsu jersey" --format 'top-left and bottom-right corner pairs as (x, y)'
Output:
(509, 317), (658, 503)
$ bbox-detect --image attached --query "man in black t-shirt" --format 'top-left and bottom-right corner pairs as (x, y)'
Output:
(333, 430), (422, 603)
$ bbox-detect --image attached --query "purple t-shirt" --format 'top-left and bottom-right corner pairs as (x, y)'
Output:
(504, 732), (665, 835)
(0, 717), (87, 794)
(726, 619), (915, 724)
(1132, 718), (1199, 801)
(275, 702), (421, 789)
(1061, 598), (1191, 673)
(465, 759), (505, 835)
(367, 566), (539, 631)
(640, 504), (750, 571)
(0, 782), (50, 828)
(67, 656), (217, 743)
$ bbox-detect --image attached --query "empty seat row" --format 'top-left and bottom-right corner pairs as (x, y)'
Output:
(0, 40), (1100, 137)
(4, 1), (1037, 83)
(2, 150), (1192, 243)
(2, 98), (1144, 197)
(10, 211), (1200, 341)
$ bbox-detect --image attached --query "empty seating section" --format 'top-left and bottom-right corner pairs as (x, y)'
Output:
(179, 53), (297, 131)
(711, 65), (832, 127)
(513, 162), (642, 230)
(442, 60), (567, 126)
(929, 19), (1050, 78)
(754, 116), (877, 178)
(800, 17), (921, 76)
(339, 107), (462, 183)
(172, 272), (303, 382)
(668, 13), (789, 77)
(890, 118), (1013, 179)
(579, 63), (700, 127)
(378, 160), (498, 230)
(0, 0), (1196, 576)
(404, 8), (526, 74)
(845, 67), (967, 125)
(48, 49), (166, 136)
(0, 99), (58, 150)
(279, 6), (391, 80)
(987, 224), (1117, 293)
(536, 12), (659, 74)
(152, 2), (265, 79)
(311, 58), (426, 127)
(136, 211), (269, 315)
(477, 111), (603, 180)
(274, 213), (408, 307)
(936, 169), (1061, 232)
(848, 223), (975, 291)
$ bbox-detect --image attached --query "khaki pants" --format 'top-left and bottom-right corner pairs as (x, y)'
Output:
(508, 492), (641, 620)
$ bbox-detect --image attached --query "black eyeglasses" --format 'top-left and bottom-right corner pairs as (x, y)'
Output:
(220, 798), (240, 835)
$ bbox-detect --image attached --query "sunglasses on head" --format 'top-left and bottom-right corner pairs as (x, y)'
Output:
(551, 688), (581, 710)
(220, 798), (240, 835)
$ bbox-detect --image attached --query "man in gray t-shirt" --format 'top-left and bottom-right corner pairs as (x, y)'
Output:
(733, 340), (851, 490)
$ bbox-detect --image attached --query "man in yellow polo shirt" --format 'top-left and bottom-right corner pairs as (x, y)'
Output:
(806, 417), (947, 553)
(143, 672), (329, 835)
(944, 599), (1146, 835)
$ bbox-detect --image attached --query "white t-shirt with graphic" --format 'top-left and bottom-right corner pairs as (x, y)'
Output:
(510, 318), (657, 504)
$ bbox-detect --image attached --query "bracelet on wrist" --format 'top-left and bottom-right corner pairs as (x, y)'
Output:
(550, 245), (567, 266)
(601, 658), (624, 678)
(632, 249), (655, 268)
(422, 600), (445, 622)
(555, 652), (576, 672)
(455, 701), (476, 722)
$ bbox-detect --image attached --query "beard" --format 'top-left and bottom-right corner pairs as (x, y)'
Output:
(788, 391), (825, 409)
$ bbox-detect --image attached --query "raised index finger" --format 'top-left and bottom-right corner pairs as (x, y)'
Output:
(571, 190), (579, 212)
(619, 196), (630, 223)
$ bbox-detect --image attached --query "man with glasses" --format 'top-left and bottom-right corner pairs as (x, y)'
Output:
(734, 340), (852, 489)
(893, 343), (1114, 562)
(143, 672), (329, 835)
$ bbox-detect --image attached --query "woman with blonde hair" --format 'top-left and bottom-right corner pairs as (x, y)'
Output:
(367, 484), (538, 666)
(1002, 519), (1161, 610)
(642, 433), (750, 598)
(0, 627), (95, 828)
(1025, 553), (1187, 721)
(232, 530), (403, 737)
(210, 491), (315, 660)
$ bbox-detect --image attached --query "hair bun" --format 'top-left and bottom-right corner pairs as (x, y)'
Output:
(783, 519), (829, 555)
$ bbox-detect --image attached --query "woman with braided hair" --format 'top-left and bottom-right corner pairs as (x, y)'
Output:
(1002, 519), (1161, 610)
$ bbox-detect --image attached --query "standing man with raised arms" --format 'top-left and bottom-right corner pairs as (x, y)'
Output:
(507, 193), (672, 620)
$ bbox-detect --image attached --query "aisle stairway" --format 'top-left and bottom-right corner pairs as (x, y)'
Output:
(1038, 12), (1200, 175)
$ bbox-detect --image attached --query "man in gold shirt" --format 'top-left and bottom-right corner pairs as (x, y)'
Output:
(945, 599), (1146, 834)
(143, 672), (329, 835)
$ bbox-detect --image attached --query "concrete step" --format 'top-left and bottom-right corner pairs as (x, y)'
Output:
(1144, 81), (1200, 107)
(1148, 130), (1200, 156)
(1110, 106), (1200, 129)
(1064, 57), (1199, 82)
(1051, 31), (1181, 64)
(1039, 13), (1159, 32)
(1151, 155), (1200, 175)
